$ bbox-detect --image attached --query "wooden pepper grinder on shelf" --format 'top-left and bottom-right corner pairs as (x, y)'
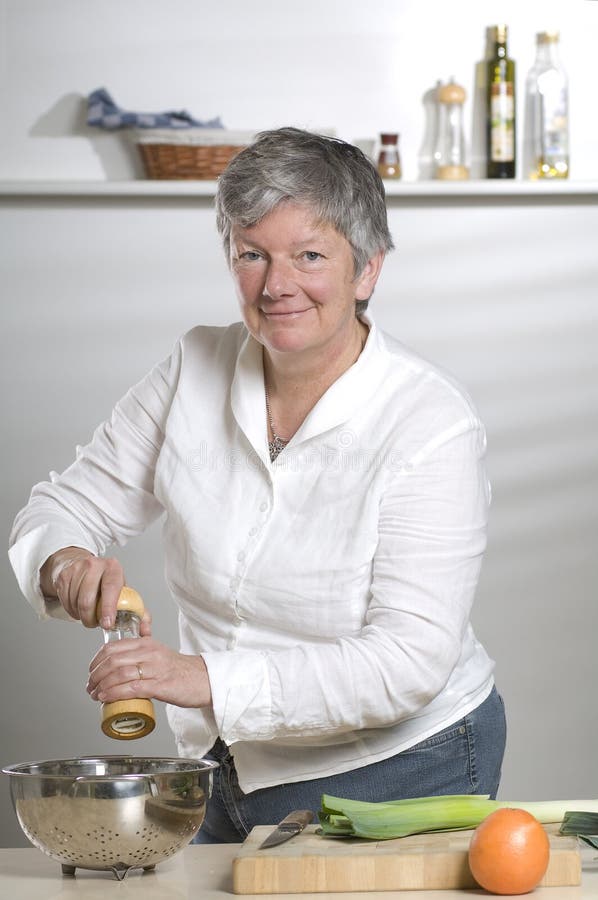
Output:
(435, 80), (469, 180)
(97, 586), (156, 740)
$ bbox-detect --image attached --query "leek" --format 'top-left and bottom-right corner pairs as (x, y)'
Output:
(560, 811), (598, 850)
(318, 793), (598, 841)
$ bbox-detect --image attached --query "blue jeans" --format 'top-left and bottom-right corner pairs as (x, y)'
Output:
(193, 686), (506, 844)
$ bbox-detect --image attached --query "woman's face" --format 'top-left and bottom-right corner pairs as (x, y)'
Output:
(229, 202), (383, 359)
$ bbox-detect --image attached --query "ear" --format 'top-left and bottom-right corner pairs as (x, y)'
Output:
(354, 250), (385, 301)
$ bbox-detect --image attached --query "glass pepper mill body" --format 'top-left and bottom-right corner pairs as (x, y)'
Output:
(435, 80), (469, 180)
(98, 586), (156, 739)
(377, 133), (402, 179)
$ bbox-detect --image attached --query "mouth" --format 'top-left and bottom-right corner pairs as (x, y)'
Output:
(261, 307), (314, 320)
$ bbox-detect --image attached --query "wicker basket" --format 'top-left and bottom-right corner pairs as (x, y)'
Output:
(133, 128), (255, 180)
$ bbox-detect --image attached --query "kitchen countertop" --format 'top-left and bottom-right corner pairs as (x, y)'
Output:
(1, 844), (598, 900)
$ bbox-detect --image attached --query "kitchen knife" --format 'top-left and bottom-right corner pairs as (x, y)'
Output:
(258, 809), (314, 849)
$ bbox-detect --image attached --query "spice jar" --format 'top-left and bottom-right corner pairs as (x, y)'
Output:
(377, 133), (402, 179)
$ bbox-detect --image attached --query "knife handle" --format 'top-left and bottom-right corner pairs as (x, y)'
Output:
(279, 810), (314, 828)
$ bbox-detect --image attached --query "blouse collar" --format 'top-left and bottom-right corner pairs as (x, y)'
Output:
(230, 313), (390, 465)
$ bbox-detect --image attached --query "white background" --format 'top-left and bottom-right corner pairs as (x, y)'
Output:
(1, 0), (597, 850)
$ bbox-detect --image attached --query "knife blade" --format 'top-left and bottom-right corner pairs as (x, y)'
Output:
(258, 809), (314, 849)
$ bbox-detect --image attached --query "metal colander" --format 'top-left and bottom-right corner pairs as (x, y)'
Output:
(2, 756), (218, 880)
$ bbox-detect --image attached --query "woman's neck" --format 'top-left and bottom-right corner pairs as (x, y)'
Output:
(262, 318), (368, 440)
(265, 318), (366, 391)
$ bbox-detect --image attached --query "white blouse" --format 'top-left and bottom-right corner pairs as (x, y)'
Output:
(9, 315), (495, 792)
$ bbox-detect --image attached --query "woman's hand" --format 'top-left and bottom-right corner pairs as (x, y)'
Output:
(86, 636), (213, 709)
(40, 547), (125, 629)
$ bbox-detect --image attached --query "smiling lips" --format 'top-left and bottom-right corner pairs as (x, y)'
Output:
(261, 306), (315, 319)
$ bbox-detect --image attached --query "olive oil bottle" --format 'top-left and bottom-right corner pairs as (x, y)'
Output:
(486, 24), (516, 178)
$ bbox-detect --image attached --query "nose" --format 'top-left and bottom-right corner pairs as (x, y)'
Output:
(263, 259), (297, 301)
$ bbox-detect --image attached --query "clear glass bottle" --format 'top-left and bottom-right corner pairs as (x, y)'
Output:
(486, 24), (516, 178)
(526, 31), (569, 179)
(435, 80), (469, 180)
(377, 133), (402, 179)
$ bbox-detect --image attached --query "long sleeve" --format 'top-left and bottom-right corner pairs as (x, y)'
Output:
(8, 343), (181, 617)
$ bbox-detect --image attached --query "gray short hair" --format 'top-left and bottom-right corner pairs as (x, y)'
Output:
(215, 128), (395, 295)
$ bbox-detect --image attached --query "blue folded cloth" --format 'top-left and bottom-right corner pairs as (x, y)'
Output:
(87, 87), (224, 130)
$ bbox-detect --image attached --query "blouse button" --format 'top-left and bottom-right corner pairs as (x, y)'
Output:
(259, 501), (268, 512)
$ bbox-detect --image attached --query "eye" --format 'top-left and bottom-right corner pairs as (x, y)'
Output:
(238, 250), (262, 262)
(302, 251), (323, 262)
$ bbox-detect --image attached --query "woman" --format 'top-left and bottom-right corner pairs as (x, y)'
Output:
(9, 127), (505, 843)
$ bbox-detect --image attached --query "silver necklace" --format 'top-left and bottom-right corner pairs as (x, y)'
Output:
(264, 387), (289, 462)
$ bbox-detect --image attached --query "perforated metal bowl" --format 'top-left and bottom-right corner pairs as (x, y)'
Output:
(2, 756), (218, 880)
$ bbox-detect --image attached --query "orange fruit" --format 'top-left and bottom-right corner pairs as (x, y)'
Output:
(468, 807), (550, 895)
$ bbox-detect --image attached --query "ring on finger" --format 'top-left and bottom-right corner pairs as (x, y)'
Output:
(137, 664), (144, 681)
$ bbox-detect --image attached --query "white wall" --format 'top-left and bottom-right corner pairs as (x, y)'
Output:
(1, 0), (598, 850)
(1, 0), (597, 181)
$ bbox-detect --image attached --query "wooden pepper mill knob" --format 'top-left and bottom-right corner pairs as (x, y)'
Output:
(97, 586), (156, 740)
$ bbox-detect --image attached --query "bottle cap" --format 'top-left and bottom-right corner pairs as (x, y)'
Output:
(380, 133), (399, 144)
(438, 82), (466, 104)
(489, 24), (508, 43)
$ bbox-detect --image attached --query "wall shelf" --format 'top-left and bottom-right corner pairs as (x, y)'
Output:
(1, 179), (597, 199)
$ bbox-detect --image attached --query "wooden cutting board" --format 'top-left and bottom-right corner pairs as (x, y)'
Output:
(232, 824), (581, 894)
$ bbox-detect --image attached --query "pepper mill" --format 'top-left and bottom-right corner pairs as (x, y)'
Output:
(435, 80), (469, 180)
(97, 586), (156, 740)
